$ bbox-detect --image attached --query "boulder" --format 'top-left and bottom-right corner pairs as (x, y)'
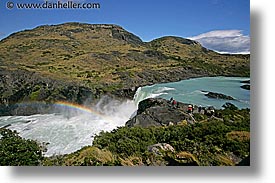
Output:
(126, 98), (194, 127)
(147, 143), (175, 156)
(240, 84), (250, 90)
(222, 102), (238, 110)
(240, 80), (250, 84)
(205, 92), (235, 100)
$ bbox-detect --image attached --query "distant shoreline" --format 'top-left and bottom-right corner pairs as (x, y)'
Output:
(0, 75), (250, 117)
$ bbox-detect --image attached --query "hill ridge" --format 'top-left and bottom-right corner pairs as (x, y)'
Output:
(0, 22), (250, 115)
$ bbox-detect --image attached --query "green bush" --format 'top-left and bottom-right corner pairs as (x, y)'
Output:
(92, 108), (250, 165)
(41, 108), (250, 166)
(0, 128), (43, 166)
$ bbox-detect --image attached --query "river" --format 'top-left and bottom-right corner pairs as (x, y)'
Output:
(134, 76), (250, 109)
(0, 76), (250, 156)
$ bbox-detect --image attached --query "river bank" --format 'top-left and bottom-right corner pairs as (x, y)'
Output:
(0, 76), (250, 156)
(0, 68), (249, 116)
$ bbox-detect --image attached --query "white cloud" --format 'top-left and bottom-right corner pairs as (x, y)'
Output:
(189, 30), (250, 54)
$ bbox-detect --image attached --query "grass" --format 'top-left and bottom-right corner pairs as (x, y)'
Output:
(226, 131), (250, 142)
(0, 23), (250, 106)
(0, 23), (250, 90)
(43, 146), (115, 166)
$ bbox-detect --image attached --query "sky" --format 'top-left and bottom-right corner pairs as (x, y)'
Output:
(0, 0), (250, 53)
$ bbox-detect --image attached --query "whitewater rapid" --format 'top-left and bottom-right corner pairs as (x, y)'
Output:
(0, 76), (250, 157)
(0, 98), (137, 156)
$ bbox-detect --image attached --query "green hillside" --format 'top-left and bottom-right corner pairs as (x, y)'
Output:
(0, 23), (250, 114)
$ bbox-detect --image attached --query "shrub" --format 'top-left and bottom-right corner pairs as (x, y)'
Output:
(92, 108), (250, 165)
(0, 128), (43, 166)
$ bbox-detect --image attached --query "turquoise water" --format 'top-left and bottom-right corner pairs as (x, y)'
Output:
(0, 77), (250, 156)
(134, 76), (250, 109)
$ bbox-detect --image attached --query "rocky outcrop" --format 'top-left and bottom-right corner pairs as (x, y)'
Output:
(240, 84), (250, 90)
(205, 91), (235, 100)
(111, 26), (143, 46)
(240, 80), (250, 90)
(0, 67), (205, 115)
(147, 143), (175, 156)
(240, 80), (250, 84)
(126, 98), (196, 127)
(0, 69), (101, 115)
(222, 102), (238, 110)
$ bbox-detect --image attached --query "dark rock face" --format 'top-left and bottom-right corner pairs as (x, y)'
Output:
(0, 67), (206, 116)
(222, 102), (238, 110)
(240, 80), (250, 90)
(116, 68), (208, 96)
(111, 87), (138, 100)
(1, 103), (53, 116)
(240, 84), (250, 90)
(240, 80), (250, 84)
(111, 27), (143, 46)
(205, 92), (235, 100)
(126, 98), (195, 127)
(0, 69), (99, 116)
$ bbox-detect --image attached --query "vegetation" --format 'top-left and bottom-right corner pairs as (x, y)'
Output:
(0, 128), (43, 166)
(43, 107), (250, 166)
(0, 23), (250, 166)
(0, 23), (249, 99)
(0, 105), (250, 166)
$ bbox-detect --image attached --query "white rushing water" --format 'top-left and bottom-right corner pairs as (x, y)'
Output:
(0, 98), (137, 156)
(0, 76), (250, 156)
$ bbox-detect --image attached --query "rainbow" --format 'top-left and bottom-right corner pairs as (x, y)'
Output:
(10, 101), (110, 120)
(54, 101), (107, 118)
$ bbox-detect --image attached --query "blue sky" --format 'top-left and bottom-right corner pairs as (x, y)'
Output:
(0, 0), (250, 53)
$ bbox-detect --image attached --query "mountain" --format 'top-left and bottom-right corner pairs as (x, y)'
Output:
(0, 23), (250, 115)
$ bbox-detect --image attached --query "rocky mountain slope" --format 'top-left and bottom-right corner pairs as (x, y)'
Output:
(0, 23), (250, 115)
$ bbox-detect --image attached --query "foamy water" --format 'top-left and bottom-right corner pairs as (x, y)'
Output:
(0, 98), (137, 156)
(0, 76), (250, 156)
